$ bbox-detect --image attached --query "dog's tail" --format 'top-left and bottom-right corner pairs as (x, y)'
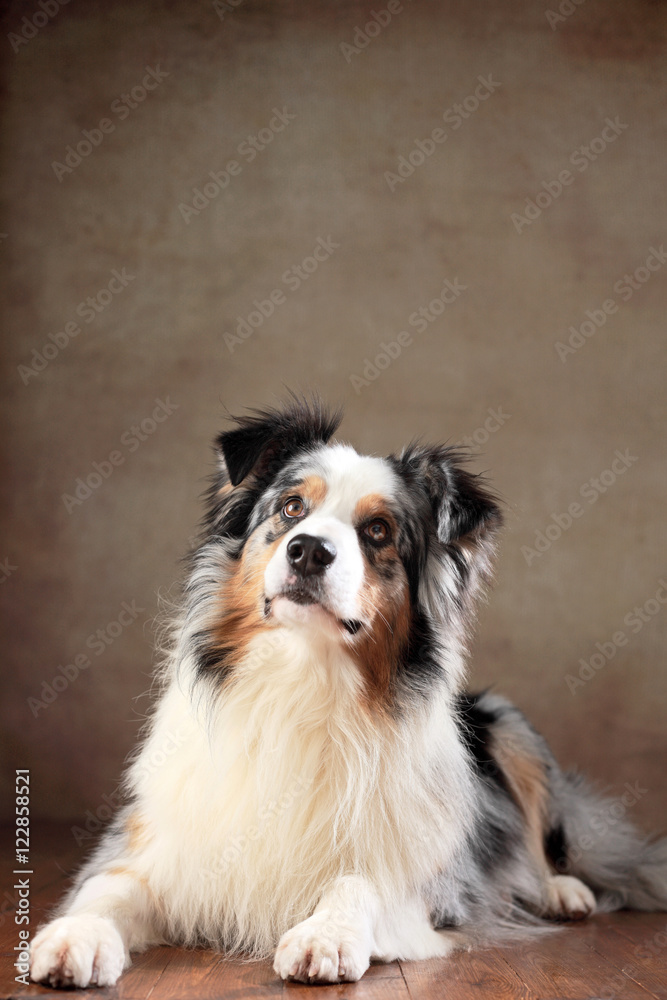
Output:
(556, 770), (667, 912)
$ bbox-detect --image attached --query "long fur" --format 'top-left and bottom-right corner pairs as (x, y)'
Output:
(30, 396), (667, 988)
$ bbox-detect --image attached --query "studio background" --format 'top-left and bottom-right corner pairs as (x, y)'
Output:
(1, 0), (665, 831)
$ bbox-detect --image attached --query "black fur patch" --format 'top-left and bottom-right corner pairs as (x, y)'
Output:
(394, 608), (442, 694)
(216, 394), (342, 487)
(471, 813), (516, 874)
(191, 628), (234, 685)
(452, 693), (528, 882)
(392, 444), (503, 544)
(544, 823), (569, 873)
(202, 395), (341, 543)
(455, 691), (510, 794)
(206, 489), (258, 542)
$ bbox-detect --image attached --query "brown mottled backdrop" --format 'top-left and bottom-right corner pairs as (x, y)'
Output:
(1, 0), (665, 836)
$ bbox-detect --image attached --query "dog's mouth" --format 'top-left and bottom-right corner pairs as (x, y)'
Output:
(264, 592), (362, 636)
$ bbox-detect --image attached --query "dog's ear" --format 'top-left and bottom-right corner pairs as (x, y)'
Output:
(397, 444), (502, 544)
(216, 396), (342, 486)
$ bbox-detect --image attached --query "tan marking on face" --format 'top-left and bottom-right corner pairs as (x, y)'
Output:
(344, 494), (409, 707)
(298, 474), (327, 507)
(212, 529), (283, 667)
(353, 493), (396, 530)
(355, 494), (401, 578)
(350, 569), (411, 709)
(496, 744), (551, 877)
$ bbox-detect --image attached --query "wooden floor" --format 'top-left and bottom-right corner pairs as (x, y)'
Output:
(2, 824), (665, 999)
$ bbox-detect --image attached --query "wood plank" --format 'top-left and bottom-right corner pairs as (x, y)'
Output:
(0, 882), (66, 954)
(0, 952), (112, 999)
(0, 946), (176, 1000)
(498, 921), (659, 999)
(1, 824), (86, 919)
(284, 970), (410, 999)
(2, 921), (667, 999)
(583, 924), (667, 1000)
(2, 948), (408, 1000)
(116, 946), (178, 1000)
(604, 910), (667, 949)
(147, 950), (406, 999)
(589, 913), (667, 1000)
(400, 947), (539, 1000)
(147, 948), (280, 1000)
(117, 946), (402, 998)
(357, 961), (403, 979)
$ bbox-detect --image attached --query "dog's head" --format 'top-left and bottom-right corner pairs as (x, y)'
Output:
(193, 397), (502, 701)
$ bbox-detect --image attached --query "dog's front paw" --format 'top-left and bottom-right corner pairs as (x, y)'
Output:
(274, 915), (370, 983)
(544, 875), (596, 921)
(30, 915), (127, 988)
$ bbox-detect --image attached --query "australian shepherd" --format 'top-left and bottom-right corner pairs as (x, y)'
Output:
(31, 396), (667, 987)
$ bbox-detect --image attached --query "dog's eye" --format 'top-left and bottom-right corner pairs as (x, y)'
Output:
(364, 519), (390, 544)
(283, 497), (305, 518)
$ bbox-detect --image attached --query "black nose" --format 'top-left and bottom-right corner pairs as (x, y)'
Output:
(286, 534), (336, 577)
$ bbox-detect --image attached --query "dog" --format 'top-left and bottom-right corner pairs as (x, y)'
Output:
(30, 396), (667, 987)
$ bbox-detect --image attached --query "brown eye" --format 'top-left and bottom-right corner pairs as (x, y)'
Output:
(364, 519), (390, 544)
(283, 497), (305, 518)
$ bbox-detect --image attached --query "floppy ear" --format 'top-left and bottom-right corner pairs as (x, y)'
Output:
(216, 396), (342, 486)
(398, 444), (503, 544)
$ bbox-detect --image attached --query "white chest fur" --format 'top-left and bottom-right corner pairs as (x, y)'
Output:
(125, 629), (473, 956)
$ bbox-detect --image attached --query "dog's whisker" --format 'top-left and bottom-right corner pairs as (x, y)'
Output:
(363, 599), (394, 636)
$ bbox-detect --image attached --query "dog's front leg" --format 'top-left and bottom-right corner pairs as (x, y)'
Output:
(273, 875), (377, 983)
(30, 871), (158, 988)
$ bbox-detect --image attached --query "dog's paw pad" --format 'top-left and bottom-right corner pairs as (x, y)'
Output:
(30, 915), (126, 988)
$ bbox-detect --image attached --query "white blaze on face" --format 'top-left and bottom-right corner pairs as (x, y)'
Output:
(264, 445), (399, 630)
